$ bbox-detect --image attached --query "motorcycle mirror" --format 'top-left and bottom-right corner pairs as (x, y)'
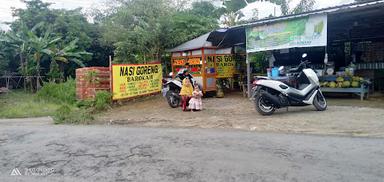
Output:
(324, 53), (328, 64)
(302, 53), (308, 58)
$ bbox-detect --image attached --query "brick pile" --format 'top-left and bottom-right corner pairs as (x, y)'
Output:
(76, 67), (110, 100)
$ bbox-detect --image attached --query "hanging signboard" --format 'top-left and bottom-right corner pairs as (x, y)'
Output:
(216, 55), (235, 78)
(112, 63), (162, 100)
(246, 14), (327, 53)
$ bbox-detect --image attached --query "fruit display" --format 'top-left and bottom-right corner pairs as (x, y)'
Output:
(320, 76), (364, 88)
(328, 82), (336, 88)
(342, 81), (351, 88)
(336, 76), (344, 82)
(351, 81), (359, 87)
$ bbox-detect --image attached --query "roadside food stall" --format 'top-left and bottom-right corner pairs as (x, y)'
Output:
(168, 33), (236, 93)
(168, 1), (384, 100)
(204, 0), (384, 99)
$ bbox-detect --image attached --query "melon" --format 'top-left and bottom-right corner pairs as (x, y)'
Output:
(336, 77), (344, 82)
(342, 81), (351, 88)
(351, 81), (360, 88)
(329, 82), (336, 88)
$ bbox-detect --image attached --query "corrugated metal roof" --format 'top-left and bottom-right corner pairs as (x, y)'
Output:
(168, 33), (213, 52)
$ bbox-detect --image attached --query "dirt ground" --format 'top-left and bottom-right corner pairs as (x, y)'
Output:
(97, 92), (384, 137)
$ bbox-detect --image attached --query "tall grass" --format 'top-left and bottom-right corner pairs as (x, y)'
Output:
(0, 91), (61, 118)
(36, 78), (76, 104)
(1, 79), (111, 124)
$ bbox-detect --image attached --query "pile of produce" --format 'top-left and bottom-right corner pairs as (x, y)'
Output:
(320, 76), (364, 88)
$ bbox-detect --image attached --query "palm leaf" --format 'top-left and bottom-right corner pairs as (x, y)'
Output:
(55, 56), (69, 63)
(41, 48), (53, 55)
(48, 37), (62, 46)
(70, 58), (85, 67)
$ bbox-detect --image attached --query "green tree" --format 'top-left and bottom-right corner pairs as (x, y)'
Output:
(189, 1), (222, 19)
(45, 39), (92, 68)
(28, 27), (61, 88)
(0, 23), (35, 77)
(101, 0), (219, 63)
(3, 0), (104, 79)
(0, 32), (16, 75)
(10, 0), (55, 33)
(267, 0), (315, 15)
(46, 59), (62, 82)
(219, 0), (316, 26)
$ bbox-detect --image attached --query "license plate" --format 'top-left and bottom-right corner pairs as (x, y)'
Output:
(162, 87), (169, 97)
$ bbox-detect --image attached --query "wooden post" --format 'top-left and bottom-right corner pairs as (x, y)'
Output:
(109, 55), (112, 93)
(246, 53), (251, 98)
(202, 48), (206, 93)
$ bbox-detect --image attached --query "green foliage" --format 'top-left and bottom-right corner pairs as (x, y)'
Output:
(219, 0), (316, 26)
(47, 60), (63, 82)
(250, 52), (268, 73)
(0, 0), (97, 82)
(290, 0), (316, 15)
(94, 91), (112, 111)
(84, 70), (99, 84)
(36, 78), (76, 104)
(267, 0), (315, 15)
(166, 13), (219, 48)
(53, 105), (93, 124)
(0, 90), (60, 118)
(0, 39), (10, 75)
(76, 91), (112, 111)
(101, 0), (219, 63)
(53, 90), (111, 124)
(189, 1), (222, 19)
(224, 0), (248, 13)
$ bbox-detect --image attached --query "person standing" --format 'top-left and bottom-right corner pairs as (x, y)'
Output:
(179, 78), (193, 111)
(189, 85), (203, 111)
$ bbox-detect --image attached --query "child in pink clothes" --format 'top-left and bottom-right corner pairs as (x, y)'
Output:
(189, 86), (203, 111)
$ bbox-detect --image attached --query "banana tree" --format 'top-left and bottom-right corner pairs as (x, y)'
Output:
(43, 38), (92, 79)
(0, 24), (35, 90)
(0, 30), (29, 76)
(50, 39), (91, 67)
(27, 29), (61, 88)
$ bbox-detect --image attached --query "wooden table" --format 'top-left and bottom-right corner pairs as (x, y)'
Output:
(321, 85), (369, 101)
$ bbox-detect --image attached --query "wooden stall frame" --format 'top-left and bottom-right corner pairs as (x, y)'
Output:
(171, 49), (237, 93)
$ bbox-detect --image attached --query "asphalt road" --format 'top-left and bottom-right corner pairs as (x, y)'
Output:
(0, 119), (384, 182)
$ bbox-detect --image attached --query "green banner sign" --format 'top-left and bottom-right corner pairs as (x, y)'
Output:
(246, 14), (327, 53)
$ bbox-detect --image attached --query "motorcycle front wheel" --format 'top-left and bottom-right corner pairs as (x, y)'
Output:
(313, 91), (327, 111)
(166, 91), (180, 108)
(254, 95), (275, 116)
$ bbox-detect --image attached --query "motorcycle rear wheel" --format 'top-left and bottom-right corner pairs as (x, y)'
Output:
(166, 91), (180, 108)
(255, 95), (275, 116)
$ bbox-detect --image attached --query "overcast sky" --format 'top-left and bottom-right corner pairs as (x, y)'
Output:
(0, 0), (355, 30)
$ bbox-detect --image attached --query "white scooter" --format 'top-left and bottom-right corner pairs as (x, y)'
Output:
(252, 53), (327, 115)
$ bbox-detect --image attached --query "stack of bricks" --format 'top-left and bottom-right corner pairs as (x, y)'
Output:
(76, 67), (110, 100)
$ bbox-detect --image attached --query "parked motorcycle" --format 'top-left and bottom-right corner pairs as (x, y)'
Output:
(162, 72), (194, 108)
(252, 53), (327, 115)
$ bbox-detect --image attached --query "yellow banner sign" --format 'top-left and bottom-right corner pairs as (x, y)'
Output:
(187, 58), (201, 65)
(173, 59), (185, 65)
(112, 63), (162, 100)
(216, 55), (235, 78)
